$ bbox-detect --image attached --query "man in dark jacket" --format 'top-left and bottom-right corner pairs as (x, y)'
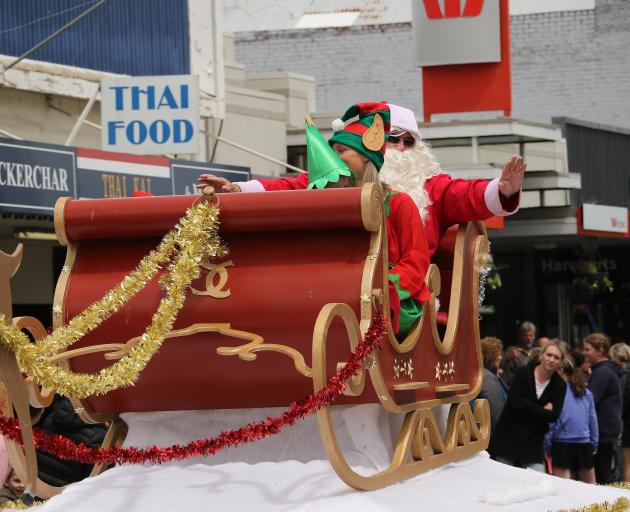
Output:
(583, 333), (623, 484)
(501, 321), (537, 387)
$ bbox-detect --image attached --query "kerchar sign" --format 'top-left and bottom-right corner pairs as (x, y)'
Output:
(101, 75), (200, 155)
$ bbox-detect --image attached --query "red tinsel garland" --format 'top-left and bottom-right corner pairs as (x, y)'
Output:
(0, 314), (387, 466)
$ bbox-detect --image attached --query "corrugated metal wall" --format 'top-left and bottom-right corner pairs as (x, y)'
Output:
(561, 121), (630, 208)
(0, 0), (190, 75)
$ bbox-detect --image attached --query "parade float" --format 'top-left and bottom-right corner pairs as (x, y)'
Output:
(0, 175), (491, 499)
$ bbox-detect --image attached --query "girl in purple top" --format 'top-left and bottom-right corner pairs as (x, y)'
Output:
(544, 359), (598, 484)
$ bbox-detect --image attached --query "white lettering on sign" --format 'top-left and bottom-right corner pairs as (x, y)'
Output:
(541, 257), (617, 274)
(101, 75), (199, 155)
(0, 161), (69, 191)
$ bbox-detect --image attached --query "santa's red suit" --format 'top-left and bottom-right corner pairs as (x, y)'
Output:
(237, 172), (520, 256)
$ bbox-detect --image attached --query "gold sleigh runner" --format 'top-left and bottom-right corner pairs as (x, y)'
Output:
(0, 184), (490, 497)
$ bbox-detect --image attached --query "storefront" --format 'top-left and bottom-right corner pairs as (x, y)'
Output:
(535, 245), (630, 344)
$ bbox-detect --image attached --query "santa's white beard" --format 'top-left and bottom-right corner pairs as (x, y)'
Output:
(379, 144), (442, 221)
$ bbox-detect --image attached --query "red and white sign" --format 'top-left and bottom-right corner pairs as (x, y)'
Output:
(413, 0), (501, 66)
(422, 0), (485, 18)
(416, 0), (512, 121)
(76, 148), (170, 178)
(581, 203), (629, 235)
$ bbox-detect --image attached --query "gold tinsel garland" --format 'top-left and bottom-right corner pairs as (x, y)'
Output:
(556, 497), (630, 512)
(0, 499), (45, 510)
(0, 200), (227, 398)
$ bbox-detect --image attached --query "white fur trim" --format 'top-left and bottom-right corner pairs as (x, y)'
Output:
(388, 103), (422, 140)
(331, 118), (345, 132)
(484, 178), (520, 216)
(234, 180), (265, 193)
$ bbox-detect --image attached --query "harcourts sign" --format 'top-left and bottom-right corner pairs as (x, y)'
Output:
(101, 75), (199, 155)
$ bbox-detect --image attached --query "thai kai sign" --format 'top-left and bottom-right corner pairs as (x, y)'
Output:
(101, 75), (200, 155)
(413, 0), (501, 66)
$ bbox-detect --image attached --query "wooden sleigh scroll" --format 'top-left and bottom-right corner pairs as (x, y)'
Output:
(0, 182), (490, 496)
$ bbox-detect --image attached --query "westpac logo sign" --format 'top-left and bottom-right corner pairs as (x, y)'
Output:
(413, 0), (500, 66)
(101, 75), (200, 156)
(422, 0), (484, 19)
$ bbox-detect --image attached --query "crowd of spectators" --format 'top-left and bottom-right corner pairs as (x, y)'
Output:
(479, 321), (628, 484)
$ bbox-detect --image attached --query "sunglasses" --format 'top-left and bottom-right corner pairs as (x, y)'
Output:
(388, 135), (415, 147)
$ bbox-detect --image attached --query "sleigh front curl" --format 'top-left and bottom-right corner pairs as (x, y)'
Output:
(0, 182), (490, 495)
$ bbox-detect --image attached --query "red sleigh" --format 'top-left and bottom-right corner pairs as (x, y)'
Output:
(0, 183), (490, 497)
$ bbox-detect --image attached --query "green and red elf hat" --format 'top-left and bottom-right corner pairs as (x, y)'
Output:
(305, 114), (354, 190)
(329, 101), (391, 170)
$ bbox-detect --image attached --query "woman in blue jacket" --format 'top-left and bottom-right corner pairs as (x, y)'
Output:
(544, 358), (598, 483)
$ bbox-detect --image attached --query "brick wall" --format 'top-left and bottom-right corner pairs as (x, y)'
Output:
(511, 0), (630, 128)
(234, 24), (423, 116)
(234, 0), (630, 128)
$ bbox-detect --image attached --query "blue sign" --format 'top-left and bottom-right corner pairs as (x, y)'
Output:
(0, 139), (76, 215)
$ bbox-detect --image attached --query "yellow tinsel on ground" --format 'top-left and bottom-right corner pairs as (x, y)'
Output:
(556, 497), (630, 512)
(0, 199), (227, 398)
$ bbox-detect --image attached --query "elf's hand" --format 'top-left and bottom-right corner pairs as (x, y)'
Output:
(196, 174), (241, 193)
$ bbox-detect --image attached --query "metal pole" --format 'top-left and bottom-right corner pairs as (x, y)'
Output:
(2, 0), (108, 74)
(471, 136), (480, 165)
(65, 84), (99, 145)
(0, 128), (22, 140)
(205, 132), (306, 174)
(209, 119), (223, 163)
(50, 104), (100, 130)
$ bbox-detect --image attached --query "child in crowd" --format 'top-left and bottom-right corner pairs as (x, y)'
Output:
(0, 468), (26, 506)
(544, 359), (598, 483)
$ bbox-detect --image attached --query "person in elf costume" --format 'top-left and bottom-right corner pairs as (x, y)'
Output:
(198, 102), (525, 257)
(303, 103), (430, 338)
